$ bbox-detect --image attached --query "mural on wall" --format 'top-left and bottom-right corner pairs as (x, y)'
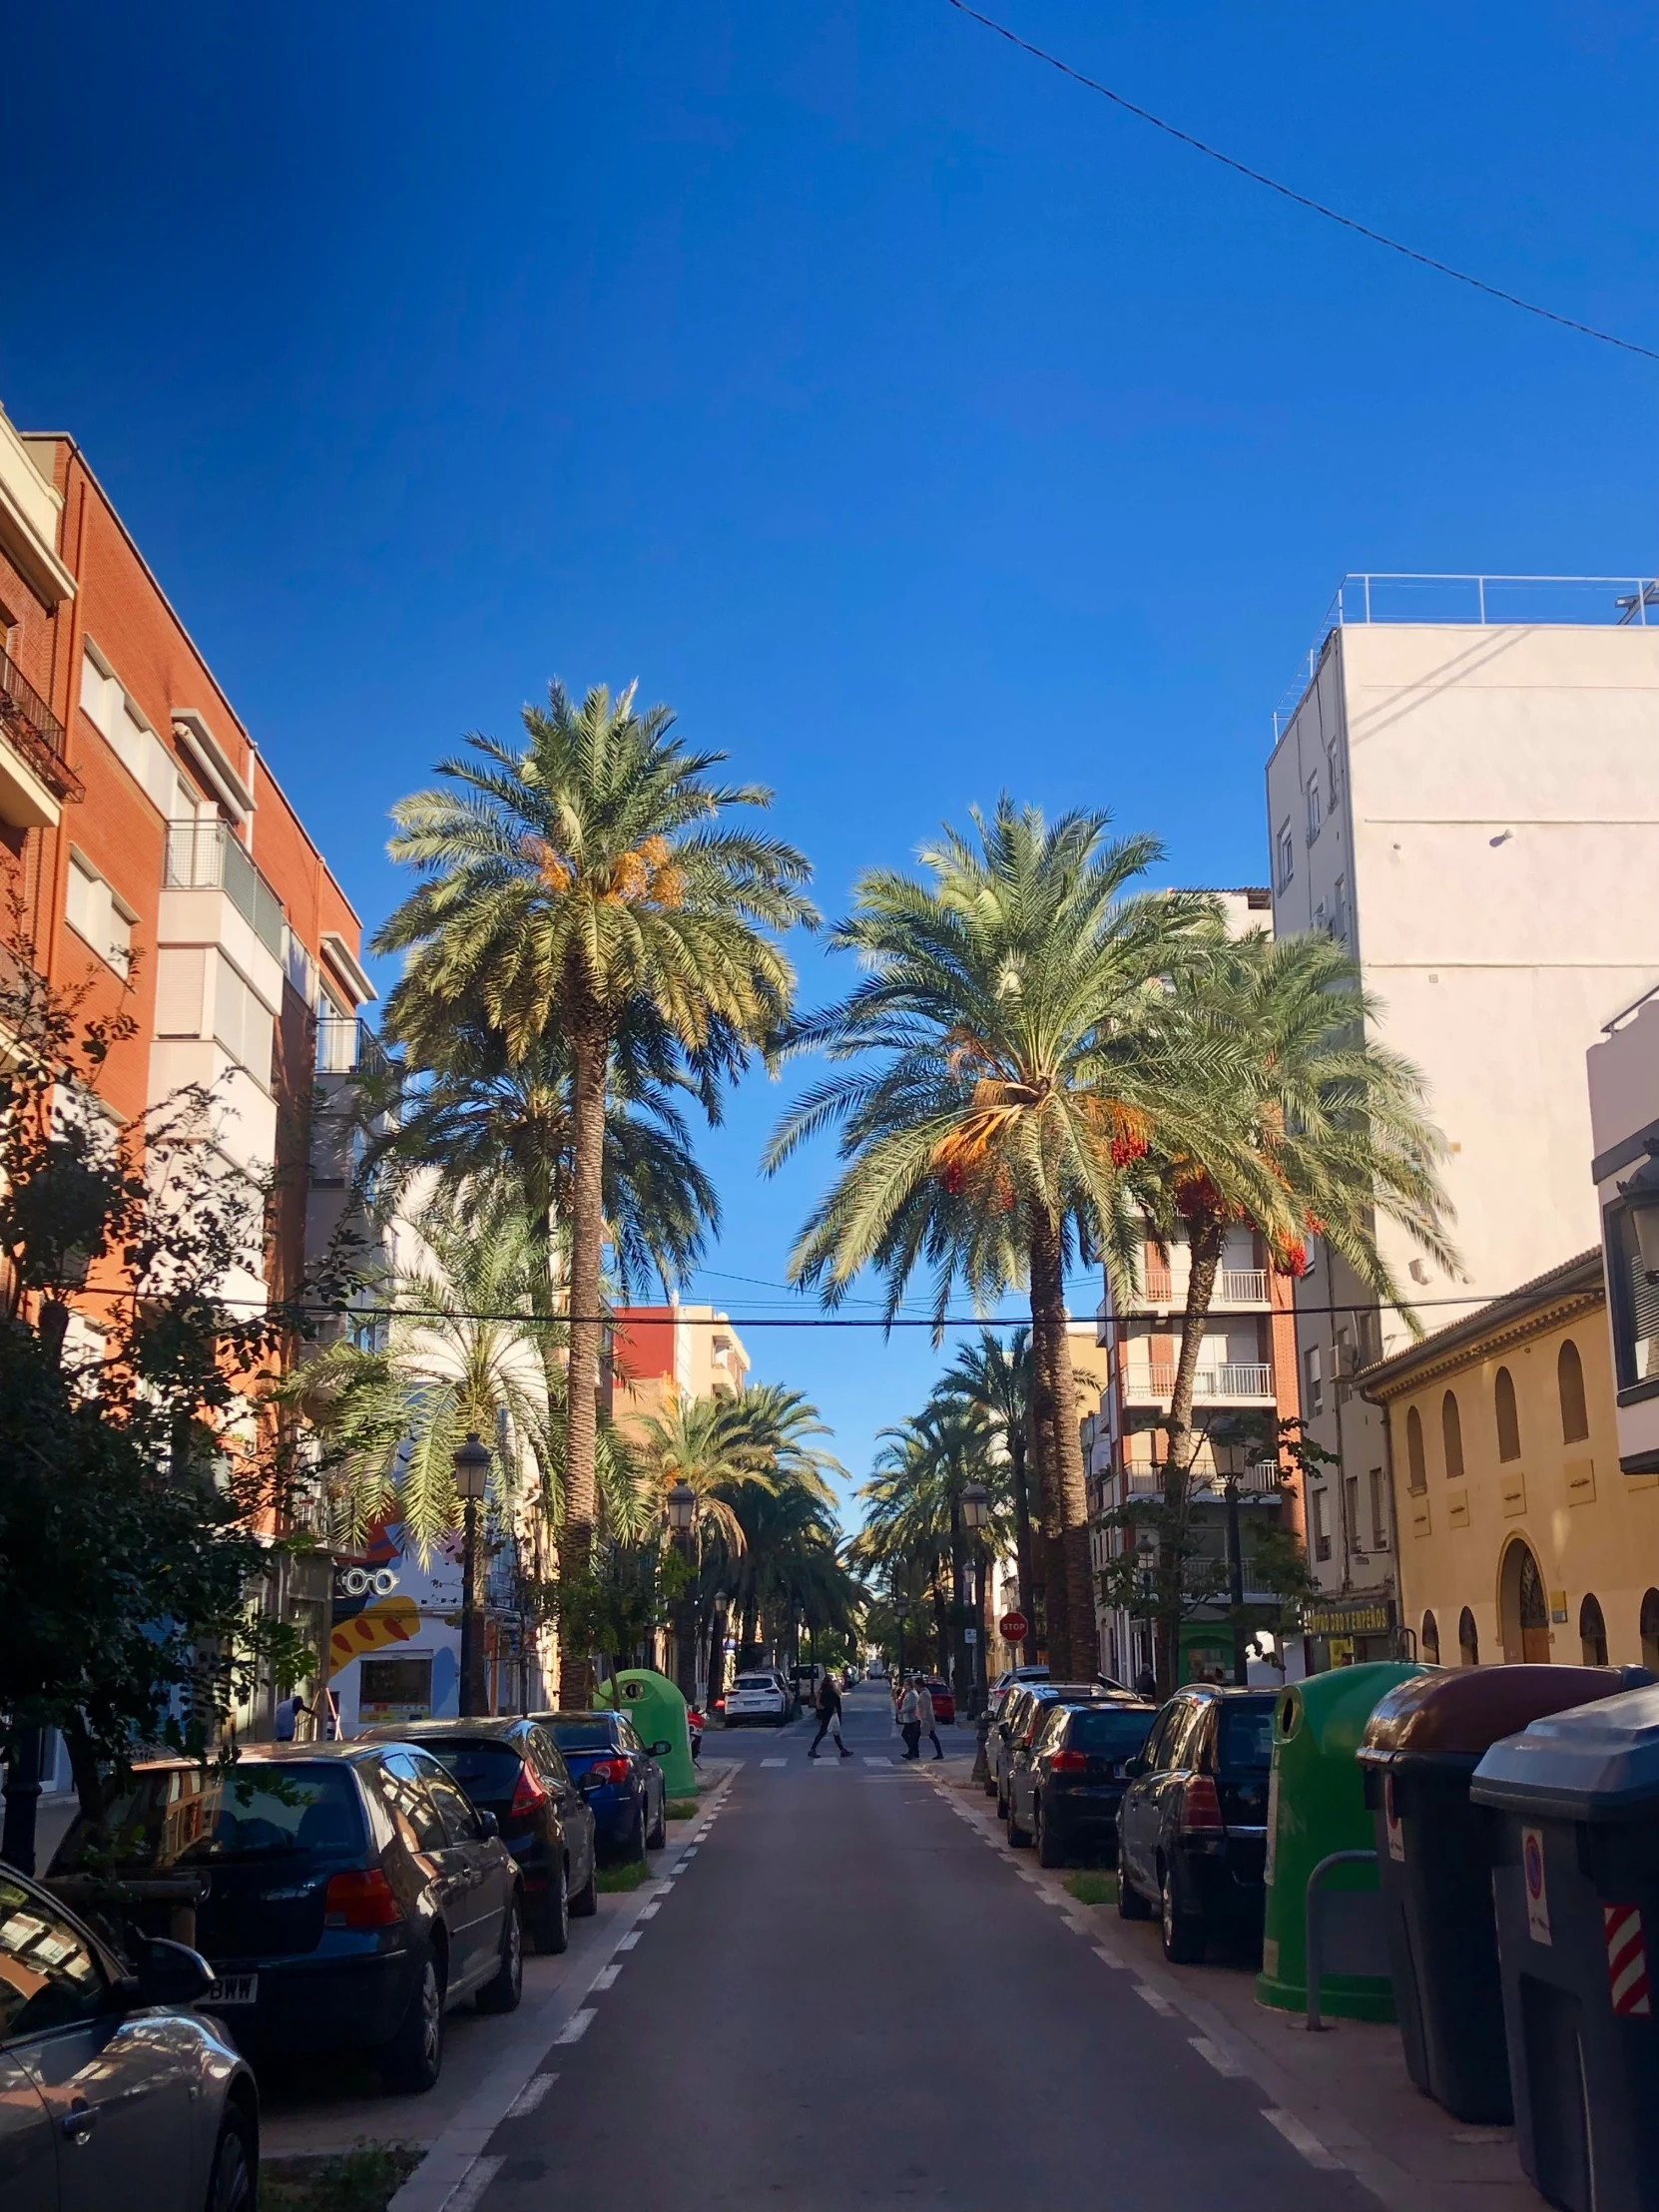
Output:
(329, 1518), (464, 1729)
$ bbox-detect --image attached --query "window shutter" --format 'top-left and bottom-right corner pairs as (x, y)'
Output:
(155, 946), (206, 1037)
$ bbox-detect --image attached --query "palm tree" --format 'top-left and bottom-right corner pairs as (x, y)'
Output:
(941, 1329), (1039, 1663)
(375, 680), (815, 1697)
(1124, 926), (1457, 1691)
(767, 799), (1232, 1679)
(635, 1390), (779, 1699)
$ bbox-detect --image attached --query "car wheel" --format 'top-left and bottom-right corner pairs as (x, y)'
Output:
(478, 1895), (525, 2012)
(569, 1848), (599, 1919)
(1006, 1797), (1030, 1848)
(1117, 1866), (1153, 1921)
(624, 1803), (646, 1864)
(647, 1789), (667, 1851)
(534, 1854), (571, 1953)
(381, 1944), (445, 2092)
(1035, 1800), (1067, 1869)
(1160, 1862), (1205, 1964)
(203, 2102), (256, 2212)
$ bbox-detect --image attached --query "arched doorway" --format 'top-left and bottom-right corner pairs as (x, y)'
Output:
(1459, 1607), (1479, 1666)
(1580, 1594), (1608, 1667)
(1643, 1590), (1659, 1674)
(1499, 1539), (1550, 1663)
(1420, 1610), (1439, 1664)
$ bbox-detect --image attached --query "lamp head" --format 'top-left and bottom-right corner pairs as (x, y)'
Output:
(667, 1479), (697, 1534)
(451, 1429), (491, 1501)
(960, 1479), (990, 1532)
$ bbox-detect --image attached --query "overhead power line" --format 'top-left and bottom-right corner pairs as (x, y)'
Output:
(941, 0), (1659, 363)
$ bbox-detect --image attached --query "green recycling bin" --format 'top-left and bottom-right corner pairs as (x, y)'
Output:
(1257, 1660), (1426, 2021)
(597, 1667), (698, 1799)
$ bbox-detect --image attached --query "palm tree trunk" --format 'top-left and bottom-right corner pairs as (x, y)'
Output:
(559, 1018), (608, 1704)
(949, 1487), (970, 1710)
(1029, 1210), (1094, 1681)
(1007, 1427), (1039, 1666)
(1156, 1216), (1225, 1697)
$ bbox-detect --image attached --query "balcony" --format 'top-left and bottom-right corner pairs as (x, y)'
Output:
(1120, 1457), (1284, 1501)
(165, 821), (284, 958)
(0, 646), (81, 828)
(1136, 1266), (1268, 1310)
(316, 1015), (397, 1084)
(1121, 1362), (1275, 1406)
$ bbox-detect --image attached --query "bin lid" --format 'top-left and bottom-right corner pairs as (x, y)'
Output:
(1357, 1665), (1640, 1772)
(1470, 1677), (1659, 1821)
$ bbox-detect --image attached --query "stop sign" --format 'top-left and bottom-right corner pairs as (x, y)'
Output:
(999, 1610), (1030, 1645)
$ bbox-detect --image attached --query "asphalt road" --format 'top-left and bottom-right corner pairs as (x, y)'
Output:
(473, 1682), (1378, 2211)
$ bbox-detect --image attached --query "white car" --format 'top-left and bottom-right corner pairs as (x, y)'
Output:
(723, 1672), (791, 1727)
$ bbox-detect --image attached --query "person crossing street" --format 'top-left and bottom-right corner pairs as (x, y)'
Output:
(914, 1677), (943, 1761)
(809, 1670), (852, 1759)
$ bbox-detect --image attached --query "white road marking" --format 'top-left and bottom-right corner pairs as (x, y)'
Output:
(438, 2157), (503, 2212)
(1262, 2109), (1344, 2170)
(593, 1963), (622, 1990)
(1135, 1984), (1176, 2015)
(1190, 2036), (1246, 2078)
(505, 2073), (559, 2117)
(617, 1931), (642, 1950)
(1092, 1943), (1129, 1969)
(761, 1759), (787, 1768)
(637, 1902), (660, 1920)
(554, 2008), (596, 2045)
(863, 1756), (890, 1767)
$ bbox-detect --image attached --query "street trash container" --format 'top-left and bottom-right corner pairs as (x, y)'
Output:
(1359, 1665), (1646, 2124)
(597, 1667), (698, 1799)
(1257, 1660), (1424, 2020)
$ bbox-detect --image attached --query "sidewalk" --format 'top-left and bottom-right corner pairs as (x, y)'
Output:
(928, 1766), (1538, 2212)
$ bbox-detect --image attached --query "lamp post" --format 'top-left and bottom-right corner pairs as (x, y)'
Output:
(960, 1479), (991, 1717)
(667, 1479), (698, 1703)
(1135, 1529), (1157, 1688)
(1208, 1418), (1252, 1688)
(451, 1430), (491, 1717)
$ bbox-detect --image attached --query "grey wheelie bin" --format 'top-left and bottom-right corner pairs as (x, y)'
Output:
(1471, 1682), (1659, 2211)
(1358, 1666), (1645, 2125)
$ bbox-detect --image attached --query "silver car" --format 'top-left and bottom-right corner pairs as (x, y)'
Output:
(0, 1859), (258, 2211)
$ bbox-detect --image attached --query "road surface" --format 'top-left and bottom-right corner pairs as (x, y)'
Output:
(470, 1681), (1377, 2210)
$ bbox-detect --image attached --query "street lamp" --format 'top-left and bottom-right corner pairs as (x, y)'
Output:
(960, 1481), (991, 1716)
(667, 1480), (698, 1701)
(452, 1430), (491, 1717)
(667, 1480), (697, 1535)
(1207, 1418), (1251, 1688)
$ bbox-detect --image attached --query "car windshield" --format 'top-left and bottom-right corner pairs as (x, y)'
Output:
(419, 1743), (525, 1799)
(58, 1764), (362, 1867)
(1066, 1709), (1156, 1756)
(1219, 1704), (1276, 1771)
(549, 1723), (617, 1753)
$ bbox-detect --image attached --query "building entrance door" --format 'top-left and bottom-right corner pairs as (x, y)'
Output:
(1499, 1539), (1550, 1663)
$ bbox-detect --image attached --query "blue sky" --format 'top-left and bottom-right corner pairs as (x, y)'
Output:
(9, 2), (1657, 1521)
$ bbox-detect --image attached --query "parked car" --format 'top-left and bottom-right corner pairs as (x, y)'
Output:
(533, 1711), (668, 1860)
(46, 1742), (523, 2093)
(720, 1673), (792, 1727)
(922, 1677), (956, 1726)
(991, 1682), (1109, 1814)
(1116, 1685), (1277, 1962)
(1005, 1699), (1157, 1866)
(0, 1856), (260, 2211)
(992, 1664), (1050, 1694)
(357, 1718), (597, 1953)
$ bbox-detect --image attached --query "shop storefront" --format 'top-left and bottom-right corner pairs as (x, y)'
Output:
(1302, 1595), (1400, 1672)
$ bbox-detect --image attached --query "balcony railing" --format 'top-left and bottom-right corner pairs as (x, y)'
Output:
(0, 645), (81, 800)
(1123, 1362), (1275, 1403)
(1136, 1266), (1268, 1309)
(316, 1015), (397, 1084)
(165, 821), (283, 957)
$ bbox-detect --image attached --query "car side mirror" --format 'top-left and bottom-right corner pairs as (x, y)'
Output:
(649, 1740), (672, 1758)
(475, 1808), (500, 1840)
(1123, 1753), (1148, 1779)
(129, 1936), (215, 2009)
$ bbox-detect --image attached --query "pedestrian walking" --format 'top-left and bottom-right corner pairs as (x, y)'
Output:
(809, 1672), (851, 1759)
(897, 1676), (923, 1760)
(915, 1680), (943, 1761)
(274, 1692), (311, 1742)
(1134, 1667), (1158, 1701)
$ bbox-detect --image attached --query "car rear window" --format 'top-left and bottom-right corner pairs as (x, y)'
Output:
(549, 1723), (617, 1753)
(1219, 1704), (1276, 1771)
(59, 1764), (363, 1867)
(1067, 1708), (1156, 1756)
(419, 1743), (525, 1800)
(733, 1676), (777, 1691)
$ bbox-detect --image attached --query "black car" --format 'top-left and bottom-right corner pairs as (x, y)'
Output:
(47, 1741), (524, 2093)
(1115, 1685), (1276, 1962)
(359, 1718), (598, 1953)
(994, 1683), (1122, 1818)
(1005, 1699), (1157, 1866)
(532, 1711), (669, 1861)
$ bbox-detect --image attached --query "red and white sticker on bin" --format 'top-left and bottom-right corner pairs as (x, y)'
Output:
(1523, 1827), (1550, 1945)
(1604, 1905), (1652, 2017)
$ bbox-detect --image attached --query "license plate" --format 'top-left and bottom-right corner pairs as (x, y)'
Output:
(204, 1974), (259, 2006)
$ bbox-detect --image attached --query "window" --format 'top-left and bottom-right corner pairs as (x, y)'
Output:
(1304, 1344), (1324, 1416)
(1326, 737), (1342, 809)
(1404, 1406), (1427, 1492)
(1580, 1593), (1608, 1668)
(56, 1763), (362, 1869)
(0, 1877), (109, 2039)
(1459, 1607), (1479, 1666)
(379, 1752), (448, 1854)
(79, 646), (178, 814)
(1218, 1702), (1274, 1771)
(1558, 1339), (1590, 1444)
(1311, 1485), (1332, 1563)
(1369, 1466), (1388, 1549)
(1068, 1707), (1156, 1759)
(212, 952), (274, 1086)
(65, 849), (134, 975)
(1420, 1611), (1440, 1664)
(1306, 775), (1323, 843)
(357, 1654), (432, 1724)
(1345, 1472), (1362, 1551)
(1494, 1367), (1521, 1462)
(413, 1756), (483, 1847)
(1441, 1391), (1465, 1482)
(1333, 874), (1349, 944)
(1277, 821), (1295, 890)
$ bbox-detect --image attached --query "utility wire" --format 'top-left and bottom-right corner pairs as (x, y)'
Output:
(941, 0), (1659, 363)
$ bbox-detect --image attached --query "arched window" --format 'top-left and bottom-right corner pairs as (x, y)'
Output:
(1494, 1367), (1521, 1463)
(1405, 1406), (1426, 1492)
(1420, 1610), (1440, 1664)
(1442, 1390), (1465, 1482)
(1558, 1340), (1590, 1445)
(1458, 1607), (1479, 1666)
(1643, 1589), (1659, 1674)
(1580, 1593), (1608, 1667)
(1500, 1539), (1550, 1663)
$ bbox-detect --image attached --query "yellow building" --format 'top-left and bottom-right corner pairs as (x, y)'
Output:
(1361, 1251), (1659, 1671)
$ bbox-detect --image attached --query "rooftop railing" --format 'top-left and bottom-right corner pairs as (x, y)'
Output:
(0, 644), (81, 800)
(1274, 573), (1659, 739)
(165, 820), (283, 957)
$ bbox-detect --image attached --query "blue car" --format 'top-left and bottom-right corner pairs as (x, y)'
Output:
(534, 1710), (669, 1861)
